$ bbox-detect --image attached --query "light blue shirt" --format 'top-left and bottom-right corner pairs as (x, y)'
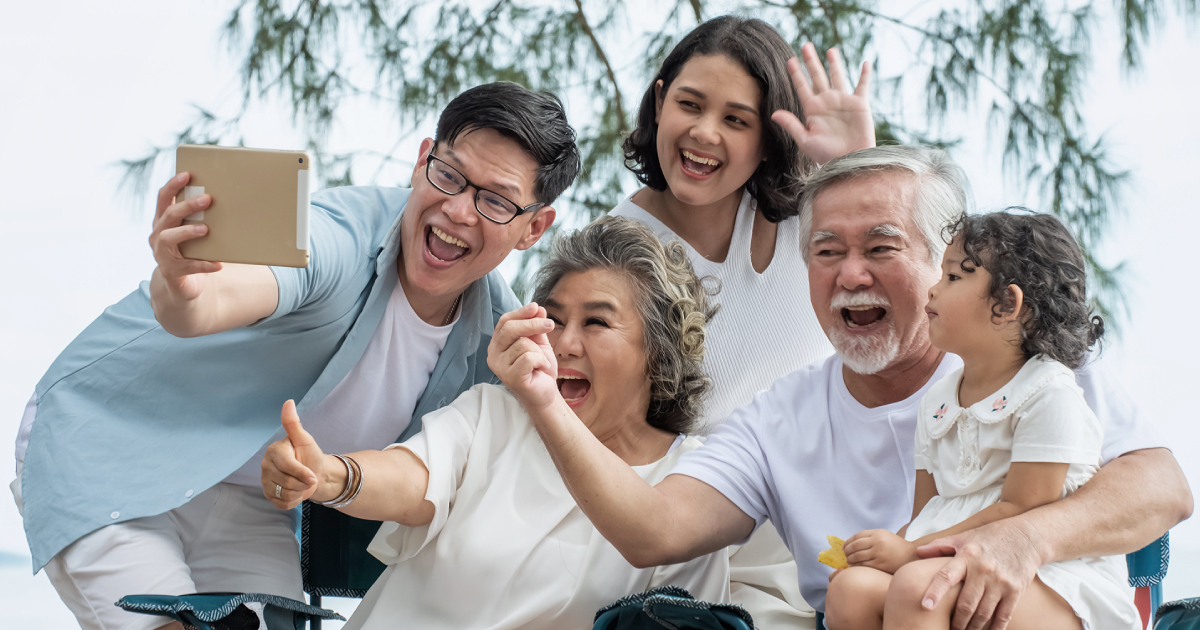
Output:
(20, 185), (520, 572)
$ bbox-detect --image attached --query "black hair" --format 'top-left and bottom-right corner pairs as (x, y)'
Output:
(623, 16), (811, 223)
(435, 82), (581, 204)
(943, 210), (1104, 369)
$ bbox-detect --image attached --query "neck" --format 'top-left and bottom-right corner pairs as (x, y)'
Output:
(957, 345), (1027, 407)
(633, 187), (743, 262)
(591, 410), (677, 466)
(842, 342), (945, 408)
(396, 256), (463, 327)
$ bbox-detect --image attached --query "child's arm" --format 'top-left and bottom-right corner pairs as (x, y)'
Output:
(908, 461), (1069, 548)
(847, 470), (939, 572)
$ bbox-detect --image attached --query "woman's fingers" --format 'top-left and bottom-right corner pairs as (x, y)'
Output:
(825, 47), (850, 93)
(786, 56), (814, 103)
(493, 314), (554, 352)
(800, 42), (830, 93)
(854, 61), (872, 97)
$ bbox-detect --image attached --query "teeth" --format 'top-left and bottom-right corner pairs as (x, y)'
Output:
(431, 226), (468, 249)
(557, 375), (585, 380)
(682, 150), (720, 167)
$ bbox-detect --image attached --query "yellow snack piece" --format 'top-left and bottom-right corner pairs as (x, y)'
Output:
(818, 535), (848, 570)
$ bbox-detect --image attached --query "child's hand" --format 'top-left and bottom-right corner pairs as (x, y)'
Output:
(844, 529), (918, 574)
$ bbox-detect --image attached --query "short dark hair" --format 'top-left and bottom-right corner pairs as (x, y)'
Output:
(623, 16), (811, 223)
(944, 210), (1104, 369)
(532, 216), (718, 434)
(436, 82), (581, 204)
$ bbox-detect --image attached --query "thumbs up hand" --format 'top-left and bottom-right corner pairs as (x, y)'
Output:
(261, 400), (326, 509)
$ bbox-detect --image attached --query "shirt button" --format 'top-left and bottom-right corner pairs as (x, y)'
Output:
(185, 489), (194, 498)
(965, 456), (973, 465)
(110, 511), (120, 520)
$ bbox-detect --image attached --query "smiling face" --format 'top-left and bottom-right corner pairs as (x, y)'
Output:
(807, 171), (942, 375)
(544, 268), (653, 430)
(399, 129), (555, 306)
(654, 54), (765, 208)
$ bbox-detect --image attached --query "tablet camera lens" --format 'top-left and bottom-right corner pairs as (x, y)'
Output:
(299, 158), (304, 163)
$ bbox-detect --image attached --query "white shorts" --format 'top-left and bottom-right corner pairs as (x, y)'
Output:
(13, 464), (303, 630)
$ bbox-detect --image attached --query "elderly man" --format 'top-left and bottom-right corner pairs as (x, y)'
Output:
(496, 145), (1192, 630)
(13, 82), (580, 630)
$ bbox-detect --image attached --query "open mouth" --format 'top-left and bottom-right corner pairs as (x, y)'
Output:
(426, 225), (469, 262)
(681, 149), (722, 176)
(842, 306), (887, 328)
(557, 374), (592, 406)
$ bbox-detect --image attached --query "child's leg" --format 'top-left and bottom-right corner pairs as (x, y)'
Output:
(882, 558), (1082, 630)
(825, 566), (891, 630)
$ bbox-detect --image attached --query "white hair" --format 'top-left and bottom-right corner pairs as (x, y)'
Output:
(798, 145), (971, 267)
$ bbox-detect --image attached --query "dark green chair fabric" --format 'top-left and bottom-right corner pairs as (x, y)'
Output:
(300, 501), (387, 599)
(115, 592), (343, 630)
(1156, 598), (1200, 630)
(592, 586), (755, 630)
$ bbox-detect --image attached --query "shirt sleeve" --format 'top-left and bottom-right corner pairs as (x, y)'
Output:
(258, 187), (389, 324)
(1074, 352), (1168, 463)
(1011, 377), (1103, 465)
(913, 395), (933, 472)
(671, 393), (778, 539)
(366, 385), (487, 565)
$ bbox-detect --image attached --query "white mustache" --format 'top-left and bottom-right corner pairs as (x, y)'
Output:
(830, 292), (891, 310)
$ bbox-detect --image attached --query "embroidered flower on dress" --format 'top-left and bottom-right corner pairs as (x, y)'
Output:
(991, 396), (1008, 412)
(933, 403), (947, 421)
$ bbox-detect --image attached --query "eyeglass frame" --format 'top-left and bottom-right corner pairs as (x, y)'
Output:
(424, 151), (546, 225)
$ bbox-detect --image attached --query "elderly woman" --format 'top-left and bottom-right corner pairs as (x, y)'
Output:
(261, 216), (725, 629)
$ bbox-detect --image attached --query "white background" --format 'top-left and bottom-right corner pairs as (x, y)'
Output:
(1, 2), (1196, 627)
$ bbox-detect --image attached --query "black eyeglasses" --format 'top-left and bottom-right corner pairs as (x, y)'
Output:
(425, 153), (545, 224)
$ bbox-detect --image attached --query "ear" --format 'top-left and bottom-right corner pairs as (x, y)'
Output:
(654, 80), (665, 124)
(410, 137), (435, 188)
(515, 206), (557, 251)
(999, 284), (1025, 322)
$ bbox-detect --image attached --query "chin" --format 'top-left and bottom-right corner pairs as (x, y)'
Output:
(829, 327), (901, 375)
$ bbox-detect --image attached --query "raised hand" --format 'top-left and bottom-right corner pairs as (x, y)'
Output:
(261, 400), (325, 510)
(844, 528), (918, 574)
(771, 42), (875, 165)
(149, 172), (222, 301)
(487, 303), (560, 413)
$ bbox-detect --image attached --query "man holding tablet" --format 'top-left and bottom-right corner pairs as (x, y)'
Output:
(12, 82), (580, 630)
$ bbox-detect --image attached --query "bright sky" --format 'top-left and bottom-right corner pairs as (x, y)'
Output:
(1, 1), (1197, 626)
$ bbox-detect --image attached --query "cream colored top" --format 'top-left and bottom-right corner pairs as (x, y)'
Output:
(344, 384), (729, 630)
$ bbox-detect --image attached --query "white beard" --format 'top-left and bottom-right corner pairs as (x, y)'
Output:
(827, 324), (901, 375)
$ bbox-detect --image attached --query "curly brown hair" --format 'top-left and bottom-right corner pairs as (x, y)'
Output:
(944, 210), (1104, 369)
(531, 216), (719, 434)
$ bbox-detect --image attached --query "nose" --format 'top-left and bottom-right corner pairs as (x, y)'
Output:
(553, 322), (584, 359)
(835, 251), (874, 291)
(689, 113), (721, 146)
(442, 188), (480, 226)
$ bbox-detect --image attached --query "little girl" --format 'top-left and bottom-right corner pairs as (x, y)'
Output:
(824, 211), (1139, 630)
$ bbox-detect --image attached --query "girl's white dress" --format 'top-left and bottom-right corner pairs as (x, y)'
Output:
(907, 357), (1138, 630)
(342, 384), (729, 630)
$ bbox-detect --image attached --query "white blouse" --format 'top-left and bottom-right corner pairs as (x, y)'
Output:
(343, 384), (730, 630)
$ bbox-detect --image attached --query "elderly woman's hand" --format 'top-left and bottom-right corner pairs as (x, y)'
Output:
(488, 303), (560, 413)
(261, 400), (328, 510)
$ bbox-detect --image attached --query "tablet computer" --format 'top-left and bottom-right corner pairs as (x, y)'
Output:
(176, 144), (311, 268)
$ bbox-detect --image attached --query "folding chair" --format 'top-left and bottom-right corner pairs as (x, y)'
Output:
(301, 502), (388, 629)
(1128, 532), (1169, 630)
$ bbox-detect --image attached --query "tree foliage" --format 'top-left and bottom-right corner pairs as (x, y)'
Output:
(124, 0), (1197, 321)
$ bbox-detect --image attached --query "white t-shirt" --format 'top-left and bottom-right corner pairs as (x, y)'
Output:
(670, 352), (1164, 612)
(224, 279), (454, 486)
(610, 191), (834, 432)
(343, 384), (728, 630)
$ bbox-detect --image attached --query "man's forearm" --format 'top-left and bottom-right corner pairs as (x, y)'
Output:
(1020, 448), (1192, 565)
(150, 263), (279, 337)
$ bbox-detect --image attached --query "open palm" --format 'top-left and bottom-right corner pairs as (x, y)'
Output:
(772, 42), (875, 165)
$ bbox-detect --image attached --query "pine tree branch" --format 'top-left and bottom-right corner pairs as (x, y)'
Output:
(571, 0), (628, 134)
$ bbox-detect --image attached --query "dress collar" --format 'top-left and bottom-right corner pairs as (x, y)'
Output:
(926, 356), (1071, 438)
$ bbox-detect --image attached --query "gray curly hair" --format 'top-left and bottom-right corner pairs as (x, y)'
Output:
(531, 216), (718, 435)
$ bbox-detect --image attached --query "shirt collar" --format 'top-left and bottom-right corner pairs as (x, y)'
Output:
(926, 356), (1070, 437)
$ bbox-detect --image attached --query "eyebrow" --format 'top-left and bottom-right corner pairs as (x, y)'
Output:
(676, 86), (760, 117)
(868, 224), (905, 238)
(542, 298), (617, 313)
(810, 230), (840, 245)
(443, 147), (523, 198)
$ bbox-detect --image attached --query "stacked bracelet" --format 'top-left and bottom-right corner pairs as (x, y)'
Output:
(318, 454), (364, 509)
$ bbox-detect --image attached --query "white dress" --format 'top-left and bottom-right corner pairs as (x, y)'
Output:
(342, 384), (729, 630)
(908, 357), (1138, 630)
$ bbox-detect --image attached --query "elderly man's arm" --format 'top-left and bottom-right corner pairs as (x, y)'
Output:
(918, 447), (1193, 630)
